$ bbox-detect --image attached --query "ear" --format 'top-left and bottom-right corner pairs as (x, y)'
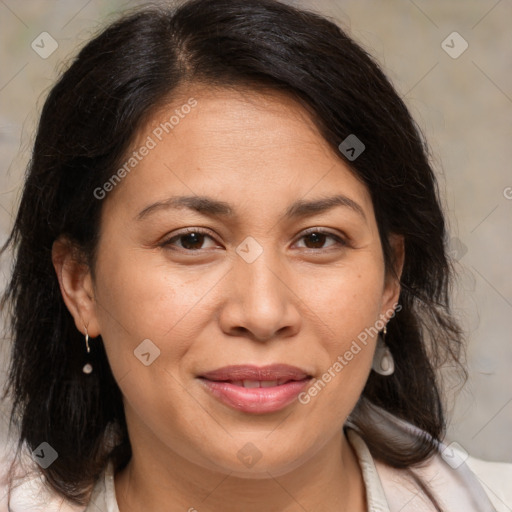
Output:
(51, 236), (101, 338)
(381, 233), (405, 318)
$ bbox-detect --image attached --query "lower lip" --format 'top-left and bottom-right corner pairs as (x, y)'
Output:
(198, 378), (312, 413)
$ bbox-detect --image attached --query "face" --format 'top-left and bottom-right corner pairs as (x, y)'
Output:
(60, 84), (402, 478)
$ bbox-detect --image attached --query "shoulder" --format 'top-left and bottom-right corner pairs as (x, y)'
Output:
(346, 401), (512, 511)
(0, 444), (86, 512)
(465, 454), (512, 512)
(374, 446), (512, 512)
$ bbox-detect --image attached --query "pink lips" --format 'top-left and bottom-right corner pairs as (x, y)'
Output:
(198, 364), (312, 414)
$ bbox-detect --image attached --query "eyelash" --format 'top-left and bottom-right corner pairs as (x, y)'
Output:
(160, 227), (348, 253)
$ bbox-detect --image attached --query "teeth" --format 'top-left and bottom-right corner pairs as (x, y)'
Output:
(243, 380), (261, 388)
(230, 380), (281, 388)
(225, 379), (296, 387)
(260, 380), (278, 388)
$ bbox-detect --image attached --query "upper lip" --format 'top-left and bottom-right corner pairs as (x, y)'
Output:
(199, 364), (311, 382)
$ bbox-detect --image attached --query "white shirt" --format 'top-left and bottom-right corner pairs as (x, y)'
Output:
(2, 427), (511, 511)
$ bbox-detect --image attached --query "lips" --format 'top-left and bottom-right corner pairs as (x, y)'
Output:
(198, 364), (313, 413)
(199, 364), (311, 383)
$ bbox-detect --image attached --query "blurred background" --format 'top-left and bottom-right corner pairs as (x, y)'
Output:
(0, 0), (511, 465)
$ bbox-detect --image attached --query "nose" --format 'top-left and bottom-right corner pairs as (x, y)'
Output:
(218, 245), (302, 342)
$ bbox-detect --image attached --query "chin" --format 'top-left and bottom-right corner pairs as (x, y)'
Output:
(202, 445), (312, 479)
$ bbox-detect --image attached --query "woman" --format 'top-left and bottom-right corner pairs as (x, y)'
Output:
(0, 0), (510, 510)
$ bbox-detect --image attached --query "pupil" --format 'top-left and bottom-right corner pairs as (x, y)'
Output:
(306, 232), (325, 248)
(182, 233), (203, 250)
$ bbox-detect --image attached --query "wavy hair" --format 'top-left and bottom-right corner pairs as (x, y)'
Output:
(1, 0), (465, 506)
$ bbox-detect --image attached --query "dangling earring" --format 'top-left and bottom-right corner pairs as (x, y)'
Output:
(82, 327), (93, 374)
(372, 325), (395, 376)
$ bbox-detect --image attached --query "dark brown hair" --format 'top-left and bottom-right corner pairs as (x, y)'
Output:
(0, 0), (465, 506)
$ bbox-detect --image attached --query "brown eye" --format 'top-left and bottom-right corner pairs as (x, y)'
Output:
(177, 232), (206, 250)
(303, 232), (329, 249)
(162, 229), (218, 251)
(296, 230), (346, 250)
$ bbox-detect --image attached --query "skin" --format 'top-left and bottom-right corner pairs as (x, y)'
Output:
(52, 84), (404, 512)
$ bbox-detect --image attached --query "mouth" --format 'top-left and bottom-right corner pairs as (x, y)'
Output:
(197, 364), (313, 413)
(198, 363), (312, 382)
(198, 377), (308, 388)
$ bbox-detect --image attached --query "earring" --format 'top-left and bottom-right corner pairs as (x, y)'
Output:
(82, 327), (93, 374)
(372, 326), (395, 376)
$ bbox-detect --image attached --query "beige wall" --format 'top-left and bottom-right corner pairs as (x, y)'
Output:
(1, 0), (511, 462)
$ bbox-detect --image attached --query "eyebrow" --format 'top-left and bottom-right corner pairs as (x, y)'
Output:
(135, 194), (366, 222)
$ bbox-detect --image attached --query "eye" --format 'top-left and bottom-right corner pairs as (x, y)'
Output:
(161, 228), (219, 251)
(161, 227), (347, 252)
(294, 229), (347, 250)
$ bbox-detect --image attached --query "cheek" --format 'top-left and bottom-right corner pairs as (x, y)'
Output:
(91, 247), (188, 382)
(91, 249), (207, 433)
(310, 254), (386, 341)
(298, 254), (385, 415)
(93, 242), (218, 338)
(91, 241), (234, 397)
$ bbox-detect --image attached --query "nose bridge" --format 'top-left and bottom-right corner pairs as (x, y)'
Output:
(236, 236), (284, 305)
(225, 235), (299, 340)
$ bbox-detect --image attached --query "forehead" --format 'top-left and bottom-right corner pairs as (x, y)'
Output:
(100, 84), (373, 222)
(147, 84), (335, 157)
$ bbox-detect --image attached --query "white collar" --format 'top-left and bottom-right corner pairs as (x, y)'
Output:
(87, 427), (502, 512)
(86, 428), (391, 512)
(6, 424), (501, 511)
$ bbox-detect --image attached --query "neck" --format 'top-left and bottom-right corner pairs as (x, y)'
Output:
(114, 428), (366, 512)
